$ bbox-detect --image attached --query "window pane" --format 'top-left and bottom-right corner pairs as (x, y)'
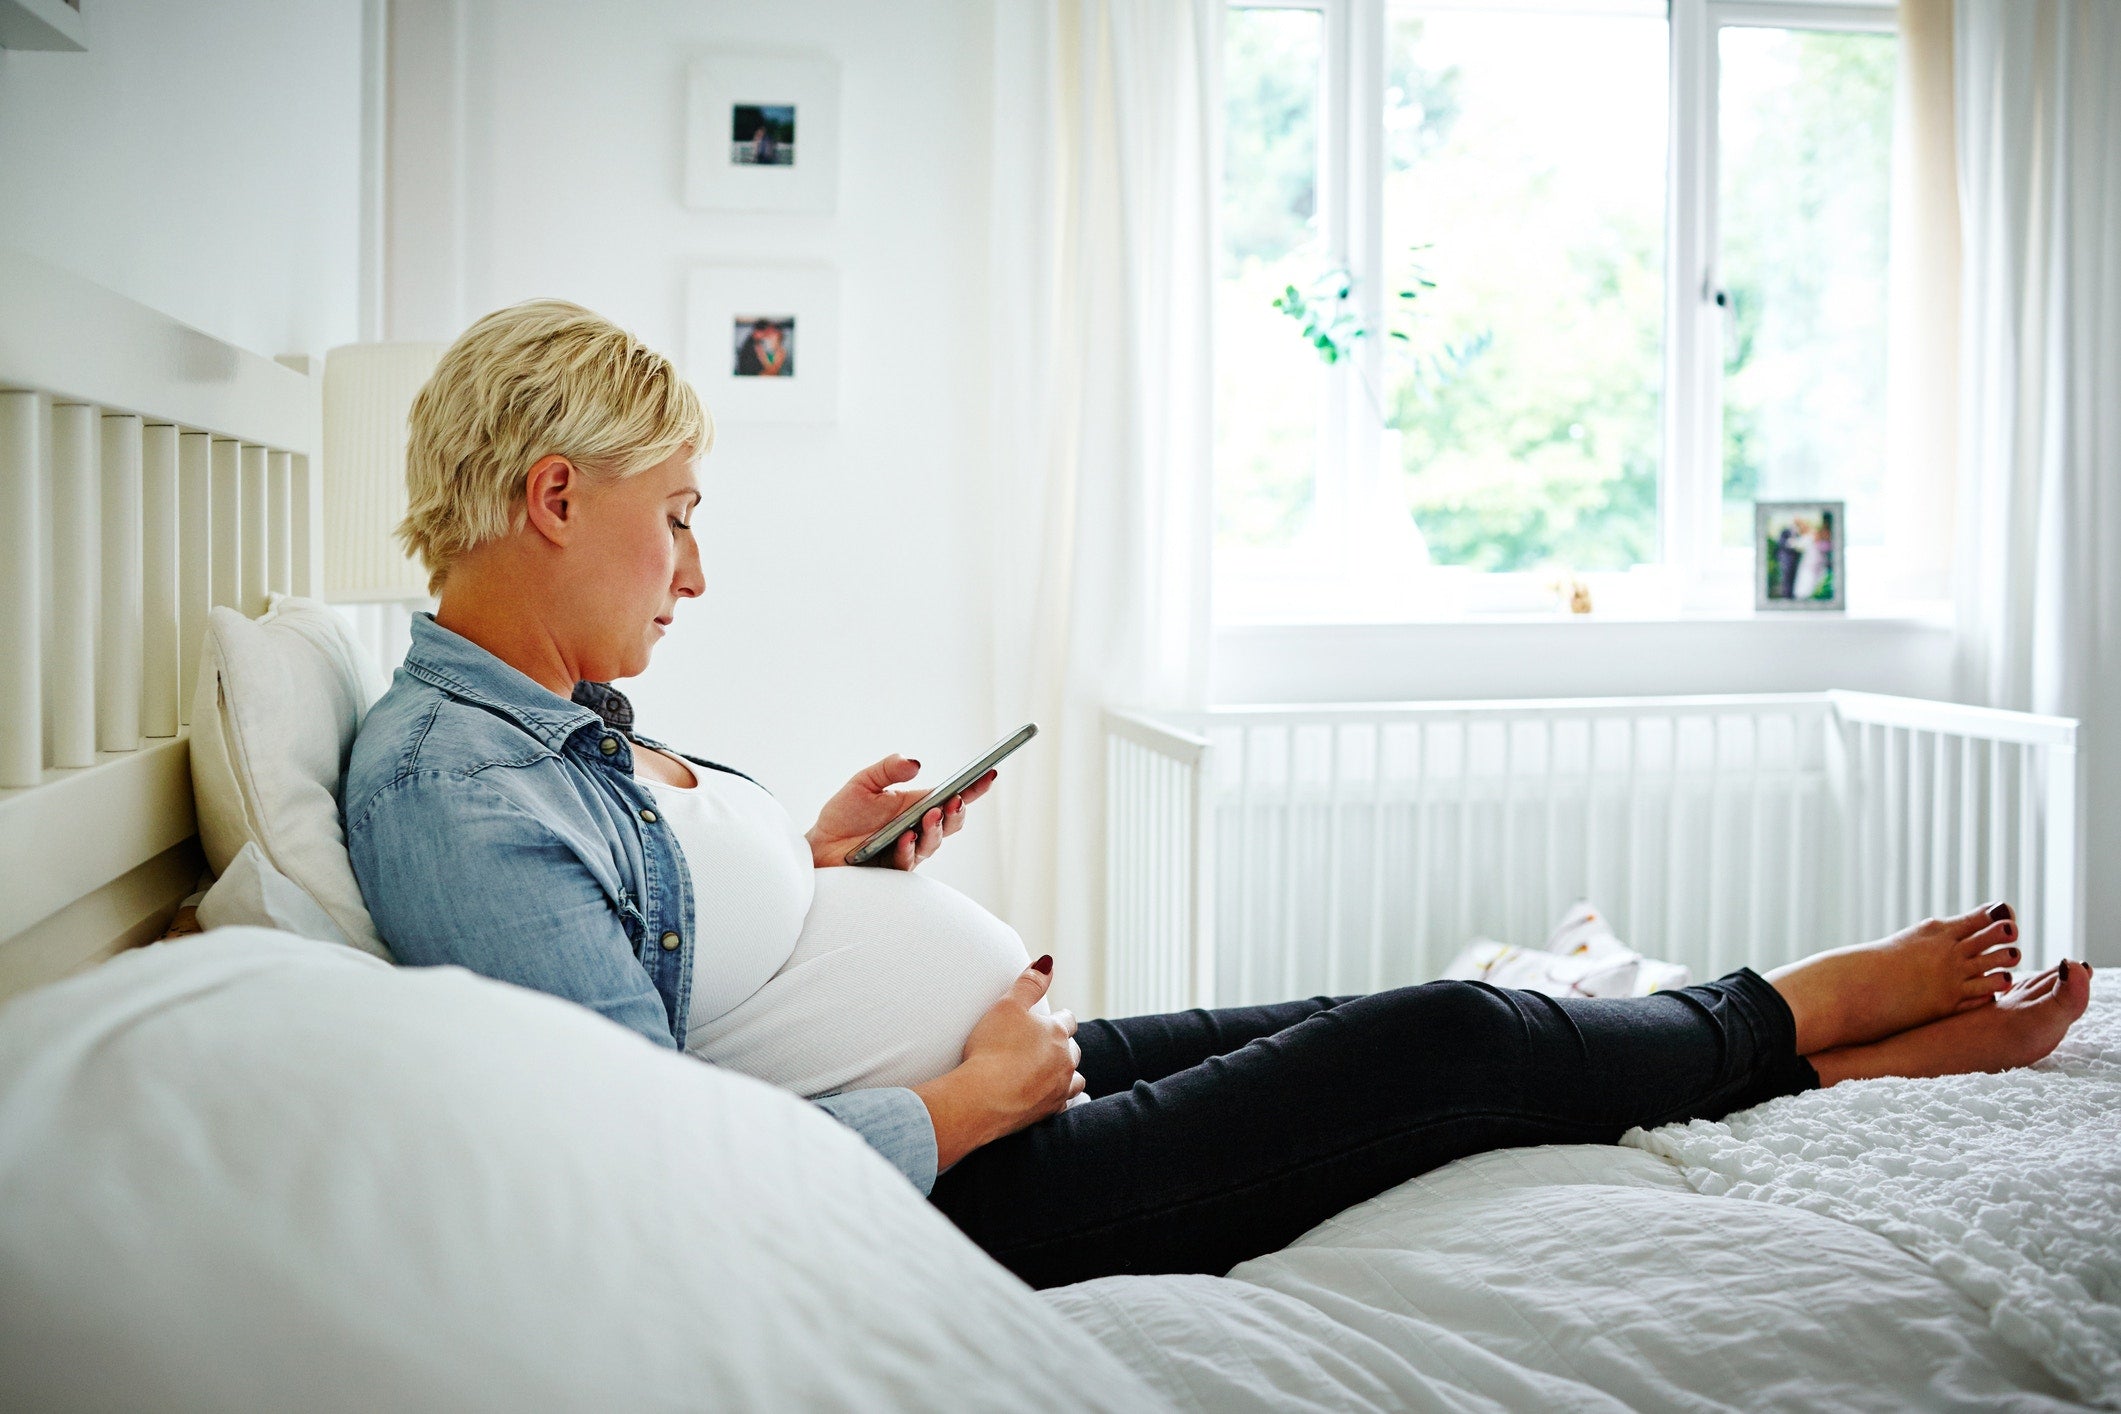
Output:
(1217, 7), (1324, 551)
(1718, 26), (1894, 547)
(1383, 4), (1667, 573)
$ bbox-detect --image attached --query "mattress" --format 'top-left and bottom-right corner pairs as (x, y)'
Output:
(1048, 983), (2120, 1412)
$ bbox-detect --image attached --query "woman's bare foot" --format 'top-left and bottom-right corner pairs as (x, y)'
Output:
(1808, 960), (2092, 1086)
(1765, 903), (2023, 1053)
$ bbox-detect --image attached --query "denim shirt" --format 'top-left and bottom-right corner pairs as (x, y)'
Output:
(342, 613), (937, 1193)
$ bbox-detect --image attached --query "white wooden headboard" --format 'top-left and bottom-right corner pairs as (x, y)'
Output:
(0, 247), (322, 1004)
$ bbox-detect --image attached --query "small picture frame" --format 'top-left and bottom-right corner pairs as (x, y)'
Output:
(683, 54), (839, 213)
(1754, 500), (1846, 611)
(685, 266), (839, 424)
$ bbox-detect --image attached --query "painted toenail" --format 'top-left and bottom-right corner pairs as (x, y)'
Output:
(1988, 902), (2013, 923)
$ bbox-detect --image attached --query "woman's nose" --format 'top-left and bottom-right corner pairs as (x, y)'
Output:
(675, 540), (705, 597)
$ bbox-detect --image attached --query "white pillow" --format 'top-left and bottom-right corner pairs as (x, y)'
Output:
(195, 841), (352, 948)
(189, 595), (393, 961)
(0, 930), (1159, 1413)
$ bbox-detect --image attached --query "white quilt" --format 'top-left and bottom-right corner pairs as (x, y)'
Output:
(1048, 989), (2121, 1412)
(1626, 974), (2121, 1407)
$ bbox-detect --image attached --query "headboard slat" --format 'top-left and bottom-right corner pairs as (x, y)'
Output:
(0, 391), (40, 787)
(100, 414), (145, 754)
(49, 402), (100, 770)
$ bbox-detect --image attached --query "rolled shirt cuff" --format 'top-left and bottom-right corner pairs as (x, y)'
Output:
(812, 1086), (939, 1195)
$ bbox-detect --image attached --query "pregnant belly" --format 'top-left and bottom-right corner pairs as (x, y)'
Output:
(684, 866), (1034, 1097)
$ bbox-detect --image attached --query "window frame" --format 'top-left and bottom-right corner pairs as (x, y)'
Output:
(1215, 0), (1903, 623)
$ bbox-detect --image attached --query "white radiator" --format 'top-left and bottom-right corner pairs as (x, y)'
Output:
(1105, 693), (2079, 1016)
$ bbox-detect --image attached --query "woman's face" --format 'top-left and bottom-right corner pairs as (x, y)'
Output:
(562, 448), (704, 683)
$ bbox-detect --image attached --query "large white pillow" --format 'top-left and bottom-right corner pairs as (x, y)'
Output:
(189, 595), (393, 960)
(0, 930), (1160, 1413)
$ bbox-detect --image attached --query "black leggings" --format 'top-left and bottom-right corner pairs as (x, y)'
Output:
(928, 970), (1818, 1290)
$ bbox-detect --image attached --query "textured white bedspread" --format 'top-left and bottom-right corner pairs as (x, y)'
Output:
(1049, 984), (2120, 1411)
(1626, 975), (2121, 1407)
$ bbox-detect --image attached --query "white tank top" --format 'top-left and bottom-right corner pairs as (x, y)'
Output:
(648, 754), (1044, 1099)
(640, 766), (814, 1028)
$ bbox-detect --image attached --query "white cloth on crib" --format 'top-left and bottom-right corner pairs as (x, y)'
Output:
(1442, 900), (1691, 997)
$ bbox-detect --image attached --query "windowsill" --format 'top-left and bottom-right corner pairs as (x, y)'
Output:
(1209, 598), (1959, 705)
(1215, 599), (1955, 631)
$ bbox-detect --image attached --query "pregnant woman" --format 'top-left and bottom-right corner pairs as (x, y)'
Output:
(345, 301), (2092, 1291)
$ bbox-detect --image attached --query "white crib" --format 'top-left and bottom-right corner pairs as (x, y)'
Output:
(1104, 693), (2080, 1017)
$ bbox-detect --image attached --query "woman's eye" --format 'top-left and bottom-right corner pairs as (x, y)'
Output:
(671, 518), (691, 532)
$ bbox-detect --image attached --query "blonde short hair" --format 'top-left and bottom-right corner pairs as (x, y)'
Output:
(398, 299), (710, 595)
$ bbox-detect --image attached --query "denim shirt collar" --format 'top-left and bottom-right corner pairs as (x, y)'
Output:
(400, 612), (639, 756)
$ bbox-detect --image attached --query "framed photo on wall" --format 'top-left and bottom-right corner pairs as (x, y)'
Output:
(1755, 499), (1846, 611)
(684, 266), (840, 424)
(683, 54), (840, 213)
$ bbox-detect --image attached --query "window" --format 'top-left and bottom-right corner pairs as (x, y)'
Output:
(1215, 0), (1902, 620)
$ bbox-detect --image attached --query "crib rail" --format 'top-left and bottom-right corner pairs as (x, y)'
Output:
(1105, 692), (2081, 1016)
(1830, 691), (2078, 972)
(1105, 711), (1213, 1018)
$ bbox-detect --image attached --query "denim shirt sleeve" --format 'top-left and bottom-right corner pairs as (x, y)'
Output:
(349, 771), (680, 1048)
(813, 1088), (938, 1194)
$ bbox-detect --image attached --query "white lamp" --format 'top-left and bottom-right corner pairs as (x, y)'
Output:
(321, 342), (444, 603)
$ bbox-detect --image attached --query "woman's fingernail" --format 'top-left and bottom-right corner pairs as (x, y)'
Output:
(1031, 955), (1053, 974)
(1988, 902), (2013, 922)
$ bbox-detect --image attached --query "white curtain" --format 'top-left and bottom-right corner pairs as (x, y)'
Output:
(986, 1), (1219, 1013)
(1952, 0), (2121, 960)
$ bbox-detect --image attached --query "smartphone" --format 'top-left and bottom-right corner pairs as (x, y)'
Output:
(844, 724), (1037, 866)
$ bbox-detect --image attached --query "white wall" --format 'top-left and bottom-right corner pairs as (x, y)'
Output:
(387, 0), (1002, 902)
(0, 0), (366, 362)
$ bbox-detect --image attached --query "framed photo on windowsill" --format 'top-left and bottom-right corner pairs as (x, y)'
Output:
(1755, 500), (1846, 611)
(684, 266), (839, 424)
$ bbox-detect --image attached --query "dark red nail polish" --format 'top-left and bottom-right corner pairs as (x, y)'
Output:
(1988, 902), (2013, 923)
(1031, 955), (1053, 975)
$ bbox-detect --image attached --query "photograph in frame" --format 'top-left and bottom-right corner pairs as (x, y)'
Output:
(1754, 499), (1846, 611)
(685, 266), (839, 424)
(685, 56), (839, 212)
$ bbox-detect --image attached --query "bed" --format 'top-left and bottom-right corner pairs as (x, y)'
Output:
(1, 249), (2115, 1411)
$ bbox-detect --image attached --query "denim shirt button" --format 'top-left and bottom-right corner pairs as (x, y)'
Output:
(639, 807), (658, 824)
(659, 931), (681, 951)
(599, 736), (620, 755)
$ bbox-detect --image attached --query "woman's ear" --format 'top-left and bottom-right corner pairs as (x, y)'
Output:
(523, 454), (578, 546)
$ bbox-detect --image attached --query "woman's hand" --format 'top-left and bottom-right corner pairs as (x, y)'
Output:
(805, 754), (997, 870)
(913, 958), (1083, 1170)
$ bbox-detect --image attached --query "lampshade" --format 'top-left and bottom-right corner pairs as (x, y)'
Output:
(321, 342), (444, 602)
